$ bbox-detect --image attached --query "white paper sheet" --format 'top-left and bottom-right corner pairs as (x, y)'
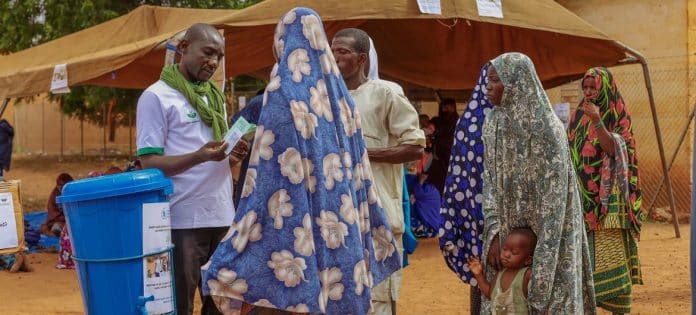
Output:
(50, 64), (71, 94)
(0, 192), (18, 250)
(142, 202), (174, 314)
(417, 0), (441, 15)
(476, 0), (504, 19)
(223, 116), (256, 155)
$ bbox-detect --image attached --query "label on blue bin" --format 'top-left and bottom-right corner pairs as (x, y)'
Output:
(143, 202), (174, 314)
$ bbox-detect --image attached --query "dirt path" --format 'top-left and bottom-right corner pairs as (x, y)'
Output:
(0, 223), (689, 314)
(1, 156), (691, 314)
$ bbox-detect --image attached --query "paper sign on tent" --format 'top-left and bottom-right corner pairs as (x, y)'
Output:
(477, 0), (504, 19)
(50, 64), (71, 94)
(417, 0), (441, 15)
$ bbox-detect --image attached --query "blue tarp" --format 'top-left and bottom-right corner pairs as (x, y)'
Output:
(23, 211), (59, 253)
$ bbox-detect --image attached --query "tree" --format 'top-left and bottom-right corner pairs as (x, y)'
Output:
(1, 1), (264, 54)
(0, 0), (264, 141)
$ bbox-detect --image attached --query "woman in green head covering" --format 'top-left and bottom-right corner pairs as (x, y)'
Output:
(480, 52), (596, 314)
(568, 67), (644, 314)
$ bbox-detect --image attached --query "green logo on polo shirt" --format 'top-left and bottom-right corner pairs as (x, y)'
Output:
(184, 110), (200, 123)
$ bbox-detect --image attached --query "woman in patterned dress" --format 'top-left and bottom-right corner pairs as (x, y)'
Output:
(438, 63), (493, 314)
(480, 52), (596, 314)
(202, 7), (401, 314)
(567, 67), (644, 314)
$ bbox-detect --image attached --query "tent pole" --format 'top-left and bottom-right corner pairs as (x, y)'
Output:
(616, 41), (681, 238)
(0, 98), (9, 118)
(433, 90), (443, 104)
(42, 99), (46, 154)
(646, 103), (696, 215)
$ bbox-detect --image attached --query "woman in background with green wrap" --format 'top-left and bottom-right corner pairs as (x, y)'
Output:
(568, 67), (644, 314)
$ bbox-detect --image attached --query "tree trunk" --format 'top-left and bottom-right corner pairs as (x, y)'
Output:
(41, 99), (45, 154)
(109, 115), (117, 142)
(102, 105), (107, 157)
(107, 99), (116, 142)
(128, 108), (133, 158)
(80, 113), (84, 157)
(60, 109), (64, 160)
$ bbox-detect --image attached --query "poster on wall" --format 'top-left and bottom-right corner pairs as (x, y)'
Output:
(142, 202), (174, 314)
(0, 192), (18, 250)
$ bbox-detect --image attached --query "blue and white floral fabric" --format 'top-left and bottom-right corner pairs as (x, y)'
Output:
(438, 64), (493, 285)
(202, 7), (401, 315)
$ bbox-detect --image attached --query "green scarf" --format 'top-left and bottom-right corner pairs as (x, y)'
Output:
(160, 64), (228, 140)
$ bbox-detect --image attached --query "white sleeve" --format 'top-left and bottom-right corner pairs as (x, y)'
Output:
(136, 90), (167, 156)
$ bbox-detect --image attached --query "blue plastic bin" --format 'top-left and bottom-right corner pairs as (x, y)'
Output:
(57, 169), (174, 315)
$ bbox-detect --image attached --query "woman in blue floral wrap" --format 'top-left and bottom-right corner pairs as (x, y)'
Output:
(202, 7), (401, 315)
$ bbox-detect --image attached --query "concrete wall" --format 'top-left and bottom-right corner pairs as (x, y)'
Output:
(12, 97), (135, 156)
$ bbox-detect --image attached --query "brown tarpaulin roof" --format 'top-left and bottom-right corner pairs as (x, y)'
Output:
(0, 0), (632, 99)
(0, 6), (234, 98)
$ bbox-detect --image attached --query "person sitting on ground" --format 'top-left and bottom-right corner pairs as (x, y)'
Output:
(405, 169), (442, 238)
(56, 225), (75, 269)
(41, 173), (74, 237)
(87, 170), (104, 178)
(125, 159), (142, 172)
(0, 252), (31, 273)
(468, 228), (537, 314)
(104, 166), (123, 175)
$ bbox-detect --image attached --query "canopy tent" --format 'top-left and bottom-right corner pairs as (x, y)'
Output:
(0, 0), (636, 97)
(0, 5), (234, 99)
(0, 0), (680, 237)
(213, 0), (632, 94)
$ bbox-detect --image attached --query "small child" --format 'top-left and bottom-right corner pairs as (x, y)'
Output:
(468, 227), (537, 315)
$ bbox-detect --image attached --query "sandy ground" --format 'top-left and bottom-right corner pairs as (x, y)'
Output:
(0, 224), (689, 314)
(0, 156), (691, 314)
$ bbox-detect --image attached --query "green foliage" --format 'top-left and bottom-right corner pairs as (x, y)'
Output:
(0, 0), (264, 54)
(0, 0), (263, 140)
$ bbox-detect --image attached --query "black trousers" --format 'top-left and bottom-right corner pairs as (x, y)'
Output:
(172, 227), (228, 315)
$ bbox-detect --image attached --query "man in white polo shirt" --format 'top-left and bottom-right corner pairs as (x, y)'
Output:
(136, 23), (247, 315)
